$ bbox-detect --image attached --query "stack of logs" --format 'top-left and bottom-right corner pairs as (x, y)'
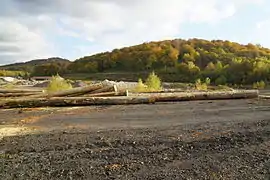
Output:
(0, 82), (260, 109)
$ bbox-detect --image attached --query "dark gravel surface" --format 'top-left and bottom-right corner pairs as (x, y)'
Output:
(0, 119), (269, 180)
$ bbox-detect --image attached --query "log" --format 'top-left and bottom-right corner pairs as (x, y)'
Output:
(32, 83), (104, 98)
(0, 92), (39, 97)
(133, 88), (186, 93)
(0, 89), (42, 93)
(83, 90), (128, 97)
(89, 85), (118, 94)
(149, 90), (259, 102)
(259, 95), (270, 99)
(0, 96), (155, 109)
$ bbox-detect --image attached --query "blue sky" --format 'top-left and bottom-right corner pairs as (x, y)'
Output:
(0, 0), (270, 65)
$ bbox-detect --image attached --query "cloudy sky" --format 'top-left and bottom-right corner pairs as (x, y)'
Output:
(0, 0), (269, 65)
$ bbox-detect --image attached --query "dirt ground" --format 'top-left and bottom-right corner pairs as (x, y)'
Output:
(0, 98), (270, 179)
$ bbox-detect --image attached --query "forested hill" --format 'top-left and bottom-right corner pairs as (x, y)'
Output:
(69, 38), (270, 84)
(0, 57), (71, 75)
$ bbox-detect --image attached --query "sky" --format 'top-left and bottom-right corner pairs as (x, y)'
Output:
(0, 0), (270, 65)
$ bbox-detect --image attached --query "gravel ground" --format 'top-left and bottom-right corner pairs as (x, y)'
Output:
(0, 99), (269, 180)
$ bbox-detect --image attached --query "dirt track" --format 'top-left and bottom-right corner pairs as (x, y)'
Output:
(0, 99), (270, 179)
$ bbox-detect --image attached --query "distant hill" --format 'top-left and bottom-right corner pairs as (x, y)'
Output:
(0, 57), (71, 75)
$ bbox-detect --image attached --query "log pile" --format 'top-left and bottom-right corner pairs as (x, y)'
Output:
(0, 82), (259, 109)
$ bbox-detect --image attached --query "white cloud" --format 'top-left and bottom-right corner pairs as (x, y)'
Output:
(0, 0), (266, 64)
(0, 17), (54, 64)
(55, 0), (239, 53)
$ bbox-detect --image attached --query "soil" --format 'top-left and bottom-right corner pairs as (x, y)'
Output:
(0, 98), (270, 180)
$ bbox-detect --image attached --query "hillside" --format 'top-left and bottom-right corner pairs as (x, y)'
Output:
(0, 57), (71, 76)
(69, 38), (270, 85)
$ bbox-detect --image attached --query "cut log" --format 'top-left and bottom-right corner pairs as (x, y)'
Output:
(0, 92), (39, 97)
(259, 95), (270, 99)
(148, 90), (259, 102)
(89, 85), (118, 94)
(83, 90), (128, 97)
(0, 96), (155, 109)
(32, 83), (104, 98)
(0, 89), (42, 93)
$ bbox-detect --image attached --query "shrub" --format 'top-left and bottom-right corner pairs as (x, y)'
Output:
(135, 78), (148, 92)
(145, 71), (162, 91)
(47, 75), (72, 93)
(195, 78), (208, 91)
(215, 76), (227, 85)
(253, 80), (266, 89)
(205, 77), (211, 85)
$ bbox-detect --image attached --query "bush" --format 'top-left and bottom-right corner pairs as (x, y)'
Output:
(145, 71), (162, 91)
(215, 76), (227, 85)
(195, 79), (208, 91)
(205, 77), (211, 85)
(253, 80), (266, 89)
(47, 75), (72, 93)
(135, 78), (148, 92)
